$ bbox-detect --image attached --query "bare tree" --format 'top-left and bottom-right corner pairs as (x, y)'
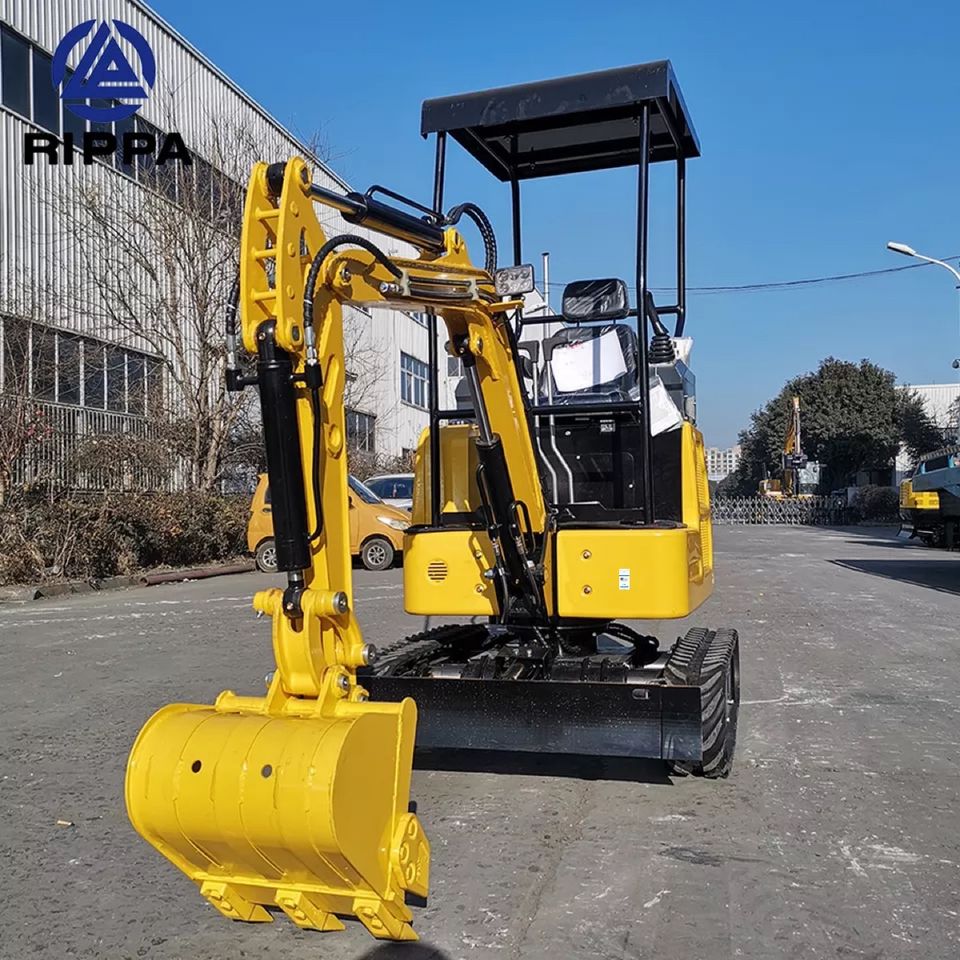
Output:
(32, 105), (297, 492)
(32, 102), (400, 493)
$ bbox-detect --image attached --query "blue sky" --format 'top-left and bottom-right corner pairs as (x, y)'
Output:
(151, 0), (960, 446)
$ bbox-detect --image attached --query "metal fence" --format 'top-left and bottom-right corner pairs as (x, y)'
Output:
(712, 495), (848, 525)
(11, 398), (178, 492)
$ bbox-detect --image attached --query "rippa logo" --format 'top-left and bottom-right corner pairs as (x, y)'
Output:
(26, 19), (187, 168)
(51, 19), (156, 123)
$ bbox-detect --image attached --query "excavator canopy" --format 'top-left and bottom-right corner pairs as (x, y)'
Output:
(420, 60), (700, 180)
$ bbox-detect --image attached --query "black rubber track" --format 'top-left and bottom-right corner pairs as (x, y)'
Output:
(664, 627), (740, 778)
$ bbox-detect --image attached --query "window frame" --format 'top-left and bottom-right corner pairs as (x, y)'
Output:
(346, 408), (376, 453)
(400, 351), (430, 410)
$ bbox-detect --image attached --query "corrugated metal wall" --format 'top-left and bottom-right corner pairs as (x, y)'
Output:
(0, 0), (437, 484)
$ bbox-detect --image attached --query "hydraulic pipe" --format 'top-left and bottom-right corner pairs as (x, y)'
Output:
(461, 352), (541, 613)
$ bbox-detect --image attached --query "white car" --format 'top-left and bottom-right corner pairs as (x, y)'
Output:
(364, 473), (414, 512)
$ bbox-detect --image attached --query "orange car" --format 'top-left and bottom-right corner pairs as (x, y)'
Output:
(247, 473), (409, 572)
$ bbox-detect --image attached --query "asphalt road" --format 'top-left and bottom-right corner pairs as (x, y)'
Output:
(2, 525), (959, 960)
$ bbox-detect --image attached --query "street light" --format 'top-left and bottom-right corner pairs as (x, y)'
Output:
(887, 241), (960, 370)
(886, 241), (960, 284)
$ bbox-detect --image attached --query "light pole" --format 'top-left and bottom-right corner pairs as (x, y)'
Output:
(887, 242), (960, 370)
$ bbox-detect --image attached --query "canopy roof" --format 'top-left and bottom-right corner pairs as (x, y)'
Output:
(421, 60), (700, 181)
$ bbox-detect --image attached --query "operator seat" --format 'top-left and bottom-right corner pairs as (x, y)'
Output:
(534, 279), (682, 523)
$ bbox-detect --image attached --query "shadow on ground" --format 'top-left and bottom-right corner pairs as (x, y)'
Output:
(414, 748), (673, 784)
(843, 538), (923, 549)
(360, 943), (451, 960)
(831, 558), (960, 594)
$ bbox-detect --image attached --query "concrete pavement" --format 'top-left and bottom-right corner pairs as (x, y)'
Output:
(1, 526), (958, 959)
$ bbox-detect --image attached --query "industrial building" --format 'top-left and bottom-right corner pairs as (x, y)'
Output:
(0, 0), (467, 491)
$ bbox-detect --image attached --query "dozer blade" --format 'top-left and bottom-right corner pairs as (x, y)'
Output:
(126, 692), (429, 940)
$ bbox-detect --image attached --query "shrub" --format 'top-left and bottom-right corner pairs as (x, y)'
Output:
(851, 484), (900, 522)
(0, 491), (248, 586)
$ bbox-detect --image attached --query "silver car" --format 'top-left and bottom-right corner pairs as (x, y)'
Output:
(364, 473), (414, 512)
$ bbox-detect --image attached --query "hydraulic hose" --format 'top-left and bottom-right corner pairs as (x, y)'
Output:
(225, 274), (240, 339)
(301, 236), (402, 542)
(302, 234), (402, 331)
(445, 203), (497, 275)
(307, 383), (324, 542)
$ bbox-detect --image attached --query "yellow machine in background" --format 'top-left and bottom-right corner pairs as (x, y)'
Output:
(899, 475), (943, 545)
(760, 395), (817, 498)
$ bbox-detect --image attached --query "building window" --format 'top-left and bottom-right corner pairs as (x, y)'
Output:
(106, 346), (126, 412)
(401, 352), (429, 409)
(147, 357), (164, 416)
(410, 312), (428, 327)
(60, 68), (85, 142)
(2, 317), (29, 393)
(57, 334), (81, 405)
(88, 99), (113, 139)
(1, 25), (31, 118)
(84, 340), (105, 409)
(127, 353), (145, 416)
(447, 355), (462, 378)
(346, 409), (376, 453)
(136, 116), (160, 188)
(31, 48), (58, 133)
(1, 320), (160, 414)
(114, 113), (136, 176)
(192, 156), (214, 218)
(211, 167), (244, 232)
(32, 325), (56, 401)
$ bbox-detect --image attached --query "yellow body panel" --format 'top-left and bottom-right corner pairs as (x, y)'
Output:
(411, 424), (480, 526)
(554, 527), (713, 619)
(556, 422), (713, 619)
(127, 159), (428, 942)
(247, 473), (407, 558)
(406, 421), (714, 621)
(404, 528), (497, 615)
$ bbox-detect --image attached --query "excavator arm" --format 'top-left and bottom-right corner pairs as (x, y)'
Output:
(125, 156), (545, 941)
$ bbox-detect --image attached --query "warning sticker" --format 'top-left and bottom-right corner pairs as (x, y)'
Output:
(618, 568), (630, 591)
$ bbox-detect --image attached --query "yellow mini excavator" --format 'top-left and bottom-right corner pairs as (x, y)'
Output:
(126, 61), (739, 944)
(759, 396), (818, 498)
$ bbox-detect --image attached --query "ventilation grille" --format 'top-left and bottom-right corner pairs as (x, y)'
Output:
(427, 561), (448, 582)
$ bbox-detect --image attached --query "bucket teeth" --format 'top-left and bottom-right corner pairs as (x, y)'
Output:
(200, 882), (272, 923)
(276, 890), (346, 931)
(353, 898), (419, 941)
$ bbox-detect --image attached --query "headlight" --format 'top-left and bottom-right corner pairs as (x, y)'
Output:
(494, 263), (535, 297)
(377, 515), (409, 531)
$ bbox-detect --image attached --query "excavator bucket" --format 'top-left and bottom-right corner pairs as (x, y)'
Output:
(126, 689), (429, 940)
